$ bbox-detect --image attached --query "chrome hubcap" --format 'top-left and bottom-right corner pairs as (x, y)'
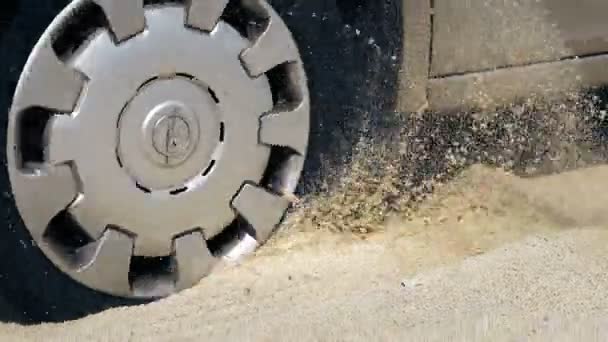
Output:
(7, 0), (310, 298)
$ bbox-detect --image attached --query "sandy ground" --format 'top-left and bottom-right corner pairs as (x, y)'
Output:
(1, 164), (608, 341)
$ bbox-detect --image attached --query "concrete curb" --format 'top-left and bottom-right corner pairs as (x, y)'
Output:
(398, 0), (608, 112)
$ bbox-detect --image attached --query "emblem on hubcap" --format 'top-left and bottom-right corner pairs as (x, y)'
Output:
(147, 102), (197, 167)
(153, 115), (191, 161)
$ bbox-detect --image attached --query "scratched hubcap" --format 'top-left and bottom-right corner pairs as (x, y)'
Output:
(7, 0), (309, 298)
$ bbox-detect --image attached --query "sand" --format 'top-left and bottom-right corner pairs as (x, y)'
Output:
(1, 164), (607, 341)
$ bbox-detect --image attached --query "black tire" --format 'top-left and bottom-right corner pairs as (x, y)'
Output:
(275, 0), (403, 186)
(0, 0), (403, 323)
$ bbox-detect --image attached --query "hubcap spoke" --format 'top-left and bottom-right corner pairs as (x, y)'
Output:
(45, 115), (78, 165)
(186, 0), (229, 32)
(260, 100), (310, 155)
(69, 196), (109, 240)
(76, 229), (134, 296)
(133, 235), (173, 258)
(93, 0), (146, 42)
(240, 6), (299, 77)
(231, 184), (290, 242)
(174, 231), (216, 290)
(13, 43), (84, 113)
(12, 166), (78, 240)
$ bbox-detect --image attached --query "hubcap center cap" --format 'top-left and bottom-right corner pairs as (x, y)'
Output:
(117, 77), (220, 191)
(146, 102), (197, 166)
(153, 115), (191, 159)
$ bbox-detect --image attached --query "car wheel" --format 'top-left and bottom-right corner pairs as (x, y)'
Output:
(0, 0), (402, 323)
